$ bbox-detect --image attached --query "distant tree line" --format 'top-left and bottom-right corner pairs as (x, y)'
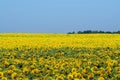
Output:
(67, 30), (120, 34)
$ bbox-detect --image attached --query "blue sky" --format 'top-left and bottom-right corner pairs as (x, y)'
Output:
(0, 0), (120, 33)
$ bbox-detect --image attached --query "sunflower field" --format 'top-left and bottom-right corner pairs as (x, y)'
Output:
(0, 33), (120, 80)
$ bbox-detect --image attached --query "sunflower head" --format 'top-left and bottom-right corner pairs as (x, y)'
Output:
(56, 76), (64, 80)
(0, 72), (3, 77)
(72, 68), (77, 73)
(98, 77), (105, 80)
(67, 74), (73, 80)
(2, 77), (8, 80)
(11, 72), (17, 79)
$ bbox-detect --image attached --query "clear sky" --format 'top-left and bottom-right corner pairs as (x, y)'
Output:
(0, 0), (120, 33)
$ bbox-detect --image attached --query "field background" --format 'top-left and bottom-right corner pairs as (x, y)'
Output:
(0, 34), (120, 80)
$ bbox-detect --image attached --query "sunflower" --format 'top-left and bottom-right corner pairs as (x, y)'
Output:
(0, 68), (2, 71)
(115, 67), (119, 71)
(24, 78), (29, 80)
(75, 73), (81, 78)
(115, 74), (120, 79)
(30, 65), (35, 70)
(11, 72), (17, 80)
(91, 66), (98, 72)
(53, 70), (59, 75)
(1, 77), (8, 80)
(72, 68), (77, 73)
(0, 72), (3, 77)
(33, 78), (39, 80)
(81, 77), (85, 80)
(3, 61), (9, 67)
(7, 70), (13, 75)
(31, 69), (39, 74)
(23, 67), (29, 74)
(56, 76), (64, 80)
(98, 77), (104, 80)
(9, 65), (16, 70)
(67, 74), (73, 80)
(72, 72), (77, 78)
(88, 73), (94, 79)
(74, 78), (79, 80)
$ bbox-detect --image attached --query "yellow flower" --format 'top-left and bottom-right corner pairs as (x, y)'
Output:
(14, 59), (21, 64)
(81, 77), (85, 80)
(67, 74), (73, 80)
(98, 77), (104, 80)
(7, 70), (13, 75)
(2, 77), (8, 80)
(74, 78), (79, 80)
(0, 68), (2, 71)
(96, 71), (102, 76)
(53, 70), (59, 75)
(30, 65), (35, 70)
(115, 67), (120, 72)
(46, 70), (51, 74)
(3, 61), (9, 67)
(33, 78), (39, 80)
(115, 74), (120, 79)
(45, 64), (49, 69)
(118, 64), (120, 67)
(72, 68), (77, 73)
(31, 69), (39, 74)
(88, 61), (92, 65)
(9, 65), (16, 70)
(24, 78), (29, 80)
(105, 67), (112, 75)
(23, 67), (29, 74)
(56, 76), (64, 80)
(75, 73), (81, 78)
(55, 64), (60, 69)
(91, 66), (98, 72)
(0, 72), (3, 77)
(72, 72), (77, 78)
(88, 73), (94, 79)
(82, 69), (86, 74)
(11, 72), (17, 79)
